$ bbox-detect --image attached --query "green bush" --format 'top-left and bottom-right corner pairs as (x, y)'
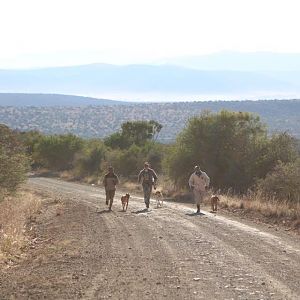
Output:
(0, 125), (28, 197)
(33, 134), (83, 171)
(73, 140), (106, 177)
(105, 145), (143, 177)
(256, 160), (300, 202)
(164, 110), (298, 192)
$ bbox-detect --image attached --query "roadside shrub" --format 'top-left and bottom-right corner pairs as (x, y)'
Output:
(73, 140), (106, 177)
(256, 160), (300, 202)
(108, 145), (144, 177)
(33, 134), (83, 171)
(0, 124), (28, 198)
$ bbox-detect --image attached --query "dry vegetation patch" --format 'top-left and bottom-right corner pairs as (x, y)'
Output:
(217, 193), (300, 232)
(0, 190), (42, 263)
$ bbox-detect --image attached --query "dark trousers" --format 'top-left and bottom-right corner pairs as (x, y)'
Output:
(105, 189), (115, 208)
(142, 184), (152, 207)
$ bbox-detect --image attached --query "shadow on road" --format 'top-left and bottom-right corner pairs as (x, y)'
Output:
(132, 208), (149, 214)
(186, 212), (205, 217)
(96, 209), (112, 214)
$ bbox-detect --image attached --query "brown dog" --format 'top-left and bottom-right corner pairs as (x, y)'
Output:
(211, 195), (220, 212)
(121, 193), (130, 211)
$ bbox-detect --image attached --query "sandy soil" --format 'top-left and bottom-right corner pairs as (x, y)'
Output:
(0, 177), (299, 300)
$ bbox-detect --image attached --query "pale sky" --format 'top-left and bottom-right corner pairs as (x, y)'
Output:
(1, 0), (300, 68)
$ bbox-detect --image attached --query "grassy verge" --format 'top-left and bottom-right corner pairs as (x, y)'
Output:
(0, 190), (41, 263)
(216, 193), (300, 232)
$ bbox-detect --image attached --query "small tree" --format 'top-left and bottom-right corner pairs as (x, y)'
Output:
(104, 120), (163, 149)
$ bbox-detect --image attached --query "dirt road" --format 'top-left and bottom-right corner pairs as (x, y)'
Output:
(1, 177), (300, 300)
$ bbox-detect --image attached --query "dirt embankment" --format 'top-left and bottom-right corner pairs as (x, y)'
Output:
(0, 177), (300, 300)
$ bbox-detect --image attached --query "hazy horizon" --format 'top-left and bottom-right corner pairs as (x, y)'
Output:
(1, 0), (300, 69)
(1, 1), (300, 101)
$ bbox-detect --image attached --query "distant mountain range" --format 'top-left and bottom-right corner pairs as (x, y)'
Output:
(0, 93), (128, 106)
(1, 51), (300, 101)
(160, 52), (300, 71)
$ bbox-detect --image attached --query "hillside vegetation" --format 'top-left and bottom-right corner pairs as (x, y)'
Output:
(0, 99), (299, 141)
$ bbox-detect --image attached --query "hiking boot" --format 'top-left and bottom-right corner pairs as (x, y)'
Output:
(196, 205), (200, 214)
(105, 200), (108, 205)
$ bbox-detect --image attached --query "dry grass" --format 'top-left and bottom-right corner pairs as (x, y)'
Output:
(215, 192), (300, 230)
(122, 181), (141, 192)
(121, 177), (174, 195)
(0, 191), (42, 262)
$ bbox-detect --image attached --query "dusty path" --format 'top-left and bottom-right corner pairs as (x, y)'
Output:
(1, 177), (300, 300)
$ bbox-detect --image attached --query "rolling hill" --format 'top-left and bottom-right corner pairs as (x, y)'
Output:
(0, 98), (299, 140)
(0, 93), (128, 106)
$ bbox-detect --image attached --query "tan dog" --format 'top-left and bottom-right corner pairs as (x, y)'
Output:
(154, 190), (164, 208)
(121, 193), (130, 211)
(211, 195), (220, 212)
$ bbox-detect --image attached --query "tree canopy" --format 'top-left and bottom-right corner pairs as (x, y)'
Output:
(104, 120), (162, 149)
(164, 110), (298, 192)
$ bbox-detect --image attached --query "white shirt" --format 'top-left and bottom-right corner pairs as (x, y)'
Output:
(189, 171), (210, 192)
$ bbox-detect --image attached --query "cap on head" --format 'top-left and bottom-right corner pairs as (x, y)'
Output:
(194, 165), (200, 171)
(144, 162), (149, 167)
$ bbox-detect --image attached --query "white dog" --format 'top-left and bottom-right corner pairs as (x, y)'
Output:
(154, 190), (164, 208)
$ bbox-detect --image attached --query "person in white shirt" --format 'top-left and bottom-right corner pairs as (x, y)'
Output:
(188, 165), (210, 213)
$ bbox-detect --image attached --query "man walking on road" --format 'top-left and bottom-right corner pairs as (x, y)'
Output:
(189, 165), (210, 214)
(138, 162), (158, 209)
(103, 166), (119, 211)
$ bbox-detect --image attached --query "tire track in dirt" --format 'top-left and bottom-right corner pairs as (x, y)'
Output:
(153, 203), (300, 300)
(28, 177), (300, 299)
(68, 192), (206, 299)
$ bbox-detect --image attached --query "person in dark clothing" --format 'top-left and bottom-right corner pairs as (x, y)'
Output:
(102, 166), (119, 211)
(138, 162), (158, 209)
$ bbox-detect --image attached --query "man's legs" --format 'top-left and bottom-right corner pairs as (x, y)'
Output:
(143, 184), (152, 208)
(108, 190), (115, 210)
(194, 190), (203, 213)
(105, 190), (109, 205)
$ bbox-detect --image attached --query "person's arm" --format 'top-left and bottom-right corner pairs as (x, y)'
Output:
(151, 169), (158, 184)
(138, 170), (143, 183)
(102, 175), (107, 188)
(115, 174), (120, 185)
(189, 173), (194, 189)
(203, 172), (210, 188)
